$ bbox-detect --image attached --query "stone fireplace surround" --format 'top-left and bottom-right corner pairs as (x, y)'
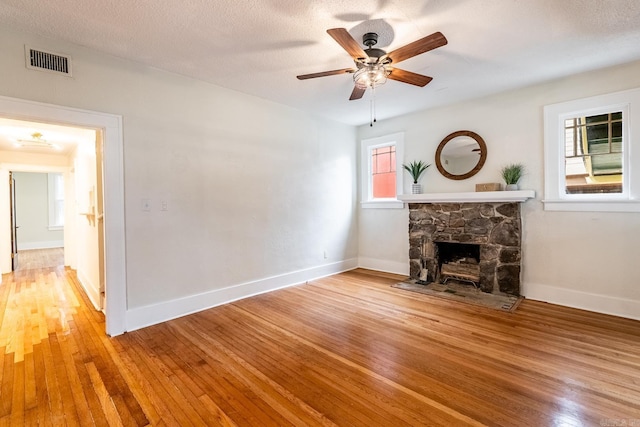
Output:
(408, 201), (523, 296)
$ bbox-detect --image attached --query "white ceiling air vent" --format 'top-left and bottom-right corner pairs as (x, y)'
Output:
(25, 45), (72, 77)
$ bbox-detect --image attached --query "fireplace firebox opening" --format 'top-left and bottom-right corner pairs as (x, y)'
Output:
(435, 242), (480, 287)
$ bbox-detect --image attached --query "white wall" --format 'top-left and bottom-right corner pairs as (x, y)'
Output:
(358, 60), (640, 320)
(0, 25), (358, 330)
(12, 172), (64, 249)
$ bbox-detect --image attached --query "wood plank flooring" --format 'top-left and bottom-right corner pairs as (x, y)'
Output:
(15, 248), (64, 271)
(0, 263), (639, 426)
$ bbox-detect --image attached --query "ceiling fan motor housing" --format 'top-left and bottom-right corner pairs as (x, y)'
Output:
(358, 32), (389, 66)
(362, 32), (379, 47)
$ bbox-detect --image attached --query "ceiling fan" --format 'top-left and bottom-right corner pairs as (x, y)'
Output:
(297, 28), (448, 101)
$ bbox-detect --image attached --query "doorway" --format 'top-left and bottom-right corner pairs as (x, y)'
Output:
(9, 171), (67, 272)
(0, 95), (126, 336)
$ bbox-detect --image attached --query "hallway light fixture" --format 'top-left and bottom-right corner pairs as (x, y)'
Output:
(15, 132), (61, 150)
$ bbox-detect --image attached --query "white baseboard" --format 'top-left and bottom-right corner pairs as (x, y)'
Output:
(19, 240), (63, 250)
(523, 282), (640, 321)
(358, 257), (409, 276)
(77, 269), (101, 311)
(125, 258), (359, 332)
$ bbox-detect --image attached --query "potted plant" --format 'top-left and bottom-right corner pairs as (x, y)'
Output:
(501, 163), (524, 190)
(403, 160), (431, 194)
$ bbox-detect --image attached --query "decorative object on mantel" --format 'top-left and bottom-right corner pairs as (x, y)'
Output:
(475, 183), (501, 192)
(403, 160), (431, 194)
(435, 130), (487, 180)
(501, 163), (524, 191)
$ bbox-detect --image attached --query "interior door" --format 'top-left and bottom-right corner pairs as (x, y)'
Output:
(9, 171), (18, 271)
(96, 133), (106, 310)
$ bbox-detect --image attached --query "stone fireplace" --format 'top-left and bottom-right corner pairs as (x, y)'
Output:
(408, 202), (522, 296)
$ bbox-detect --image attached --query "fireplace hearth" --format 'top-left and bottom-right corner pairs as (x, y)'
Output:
(409, 202), (522, 296)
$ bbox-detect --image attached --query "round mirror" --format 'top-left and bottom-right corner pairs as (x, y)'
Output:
(435, 130), (487, 180)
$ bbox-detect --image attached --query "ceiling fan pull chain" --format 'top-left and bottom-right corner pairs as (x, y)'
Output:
(370, 97), (373, 127)
(370, 85), (376, 127)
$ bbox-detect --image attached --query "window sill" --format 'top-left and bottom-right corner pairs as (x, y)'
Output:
(361, 200), (404, 209)
(542, 199), (640, 212)
(48, 226), (64, 231)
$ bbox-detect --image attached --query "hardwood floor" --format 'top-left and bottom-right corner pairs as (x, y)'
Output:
(15, 248), (65, 271)
(1, 266), (639, 426)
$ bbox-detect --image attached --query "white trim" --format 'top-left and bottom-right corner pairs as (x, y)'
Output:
(1, 164), (68, 173)
(361, 200), (404, 209)
(18, 240), (63, 250)
(357, 257), (409, 276)
(543, 87), (640, 212)
(542, 199), (640, 212)
(77, 269), (101, 311)
(0, 95), (126, 336)
(398, 190), (535, 204)
(524, 282), (640, 321)
(125, 258), (359, 332)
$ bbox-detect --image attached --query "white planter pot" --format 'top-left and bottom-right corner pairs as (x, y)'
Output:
(412, 183), (422, 194)
(505, 183), (519, 191)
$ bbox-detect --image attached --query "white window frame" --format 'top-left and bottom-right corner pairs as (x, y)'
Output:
(47, 172), (64, 230)
(543, 87), (640, 212)
(361, 132), (404, 209)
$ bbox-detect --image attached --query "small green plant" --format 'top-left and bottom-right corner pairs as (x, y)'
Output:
(501, 163), (524, 185)
(403, 160), (431, 184)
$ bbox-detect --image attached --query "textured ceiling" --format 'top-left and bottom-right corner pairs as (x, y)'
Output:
(1, 0), (640, 126)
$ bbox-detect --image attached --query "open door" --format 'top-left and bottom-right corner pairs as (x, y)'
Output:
(9, 171), (18, 271)
(96, 133), (106, 310)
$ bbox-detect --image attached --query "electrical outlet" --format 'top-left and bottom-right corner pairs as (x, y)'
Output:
(323, 251), (328, 259)
(161, 200), (168, 211)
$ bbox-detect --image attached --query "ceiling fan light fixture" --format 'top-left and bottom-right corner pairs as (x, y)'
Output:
(353, 63), (389, 89)
(297, 28), (447, 126)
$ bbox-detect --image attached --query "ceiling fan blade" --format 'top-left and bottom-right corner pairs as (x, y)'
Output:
(386, 32), (447, 64)
(327, 28), (367, 59)
(388, 68), (433, 87)
(349, 86), (366, 100)
(297, 68), (355, 80)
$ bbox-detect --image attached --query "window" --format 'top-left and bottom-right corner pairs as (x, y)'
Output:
(361, 132), (404, 208)
(543, 87), (640, 212)
(371, 145), (396, 198)
(48, 172), (64, 229)
(564, 112), (623, 194)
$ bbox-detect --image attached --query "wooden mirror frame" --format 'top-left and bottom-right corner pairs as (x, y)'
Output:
(435, 130), (487, 180)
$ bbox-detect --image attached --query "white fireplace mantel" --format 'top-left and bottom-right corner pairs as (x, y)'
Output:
(397, 190), (535, 204)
